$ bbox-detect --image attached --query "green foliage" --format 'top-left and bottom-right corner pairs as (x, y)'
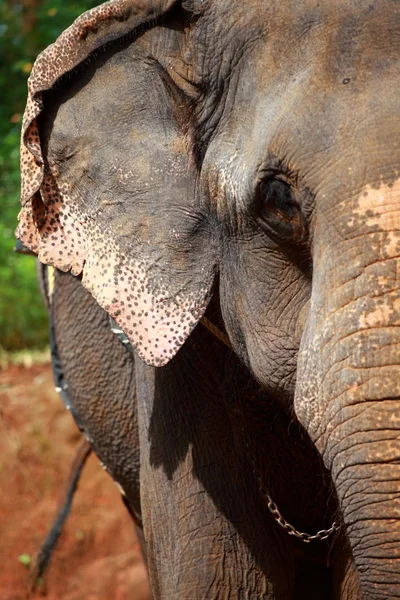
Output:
(18, 553), (32, 567)
(0, 0), (98, 350)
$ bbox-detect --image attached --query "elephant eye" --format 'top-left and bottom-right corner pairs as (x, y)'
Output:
(257, 178), (304, 240)
(260, 179), (297, 221)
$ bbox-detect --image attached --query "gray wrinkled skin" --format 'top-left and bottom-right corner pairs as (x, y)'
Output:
(19, 1), (399, 598)
(39, 265), (142, 518)
(46, 272), (344, 599)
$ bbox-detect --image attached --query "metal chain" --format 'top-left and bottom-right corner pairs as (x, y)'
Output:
(200, 317), (341, 543)
(238, 412), (340, 542)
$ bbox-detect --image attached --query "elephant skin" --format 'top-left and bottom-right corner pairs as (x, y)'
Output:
(18, 1), (400, 598)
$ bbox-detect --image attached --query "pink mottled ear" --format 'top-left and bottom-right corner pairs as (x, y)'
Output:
(17, 0), (215, 367)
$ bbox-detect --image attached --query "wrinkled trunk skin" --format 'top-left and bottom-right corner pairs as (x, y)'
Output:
(295, 180), (400, 599)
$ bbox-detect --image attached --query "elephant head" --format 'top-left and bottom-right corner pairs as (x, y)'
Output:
(18, 0), (400, 597)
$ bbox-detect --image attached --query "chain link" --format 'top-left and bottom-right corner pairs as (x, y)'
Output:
(201, 316), (341, 543)
(240, 411), (340, 543)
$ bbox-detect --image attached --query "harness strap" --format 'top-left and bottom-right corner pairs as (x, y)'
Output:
(47, 265), (55, 300)
(200, 317), (231, 348)
(45, 265), (84, 430)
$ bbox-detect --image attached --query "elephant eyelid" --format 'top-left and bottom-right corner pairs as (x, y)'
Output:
(256, 154), (300, 186)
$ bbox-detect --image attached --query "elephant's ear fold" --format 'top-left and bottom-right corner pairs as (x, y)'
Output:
(19, 0), (178, 238)
(17, 0), (216, 368)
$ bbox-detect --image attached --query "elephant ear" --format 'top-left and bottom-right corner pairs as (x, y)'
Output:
(19, 0), (179, 217)
(17, 0), (216, 367)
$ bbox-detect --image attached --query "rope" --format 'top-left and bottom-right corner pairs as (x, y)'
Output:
(200, 317), (231, 348)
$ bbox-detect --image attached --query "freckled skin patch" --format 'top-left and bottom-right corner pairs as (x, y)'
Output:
(353, 179), (400, 236)
(18, 163), (213, 366)
(352, 181), (400, 328)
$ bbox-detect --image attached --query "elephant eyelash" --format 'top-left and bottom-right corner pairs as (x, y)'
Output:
(257, 153), (301, 189)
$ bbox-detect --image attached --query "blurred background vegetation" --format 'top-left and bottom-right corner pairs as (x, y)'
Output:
(0, 0), (98, 351)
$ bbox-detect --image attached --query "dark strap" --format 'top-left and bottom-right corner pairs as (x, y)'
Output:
(44, 265), (84, 431)
(28, 438), (91, 593)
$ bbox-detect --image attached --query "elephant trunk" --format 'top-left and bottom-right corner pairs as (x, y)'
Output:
(295, 180), (400, 599)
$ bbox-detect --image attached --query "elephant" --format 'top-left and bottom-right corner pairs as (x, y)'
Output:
(17, 0), (399, 598)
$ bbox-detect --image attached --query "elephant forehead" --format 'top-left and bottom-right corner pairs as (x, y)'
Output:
(197, 0), (399, 42)
(196, 0), (399, 187)
(194, 0), (398, 119)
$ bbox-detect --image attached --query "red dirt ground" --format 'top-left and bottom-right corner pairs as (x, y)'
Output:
(0, 364), (151, 600)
